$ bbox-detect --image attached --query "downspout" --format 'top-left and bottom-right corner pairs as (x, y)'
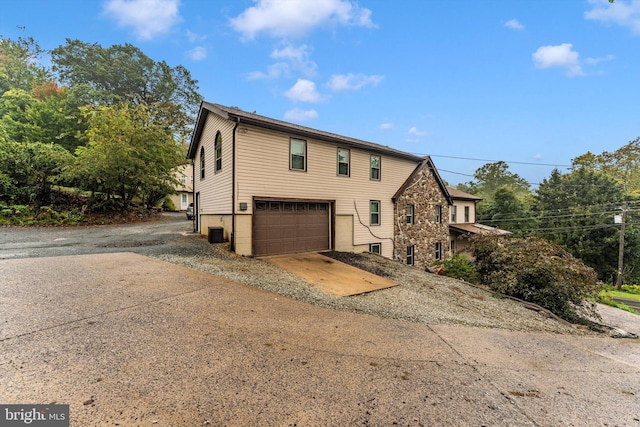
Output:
(231, 117), (239, 251)
(191, 158), (196, 232)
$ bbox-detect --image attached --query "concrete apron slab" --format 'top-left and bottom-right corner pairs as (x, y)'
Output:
(264, 252), (397, 297)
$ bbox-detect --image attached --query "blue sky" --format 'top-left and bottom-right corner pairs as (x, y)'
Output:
(1, 0), (639, 186)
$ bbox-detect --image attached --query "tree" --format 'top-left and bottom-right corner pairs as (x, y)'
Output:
(0, 36), (51, 94)
(479, 186), (535, 236)
(0, 84), (87, 152)
(573, 137), (640, 197)
(466, 161), (530, 197)
(472, 235), (602, 323)
(532, 168), (631, 282)
(67, 103), (185, 210)
(51, 40), (202, 139)
(0, 139), (73, 206)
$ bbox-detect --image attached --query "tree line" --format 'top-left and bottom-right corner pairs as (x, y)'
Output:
(458, 141), (640, 285)
(0, 35), (202, 222)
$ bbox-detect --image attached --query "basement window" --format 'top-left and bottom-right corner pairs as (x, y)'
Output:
(407, 245), (415, 266)
(369, 243), (381, 254)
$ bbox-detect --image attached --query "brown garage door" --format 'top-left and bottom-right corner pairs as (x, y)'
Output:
(253, 201), (330, 256)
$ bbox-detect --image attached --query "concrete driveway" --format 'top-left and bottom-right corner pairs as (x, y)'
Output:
(1, 252), (639, 426)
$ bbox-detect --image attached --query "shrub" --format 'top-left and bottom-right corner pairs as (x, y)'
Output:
(471, 235), (603, 323)
(434, 255), (480, 284)
(162, 197), (177, 212)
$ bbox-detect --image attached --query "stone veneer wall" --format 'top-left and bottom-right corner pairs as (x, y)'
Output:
(394, 167), (450, 269)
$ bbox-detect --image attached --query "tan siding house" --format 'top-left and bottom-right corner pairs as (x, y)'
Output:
(447, 187), (511, 258)
(169, 164), (193, 211)
(187, 102), (452, 268)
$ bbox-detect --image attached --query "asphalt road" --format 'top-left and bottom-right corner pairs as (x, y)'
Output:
(0, 212), (193, 260)
(1, 215), (640, 426)
(614, 298), (640, 313)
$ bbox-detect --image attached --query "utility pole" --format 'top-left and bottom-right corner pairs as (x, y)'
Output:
(616, 201), (627, 290)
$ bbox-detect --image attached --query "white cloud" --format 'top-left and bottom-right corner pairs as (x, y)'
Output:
(408, 126), (427, 136)
(326, 73), (384, 91)
(585, 0), (640, 34)
(379, 123), (393, 130)
(247, 63), (290, 80)
(229, 0), (376, 40)
(247, 44), (317, 80)
(284, 108), (319, 121)
(532, 43), (584, 77)
(103, 0), (181, 40)
(504, 19), (524, 30)
(186, 46), (207, 61)
(534, 153), (542, 160)
(272, 44), (317, 76)
(186, 30), (207, 43)
(584, 54), (615, 65)
(284, 79), (324, 102)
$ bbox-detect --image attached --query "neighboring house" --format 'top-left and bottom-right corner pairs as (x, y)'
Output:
(447, 187), (511, 258)
(169, 164), (193, 211)
(187, 102), (452, 269)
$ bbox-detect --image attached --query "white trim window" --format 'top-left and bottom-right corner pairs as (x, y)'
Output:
(435, 205), (442, 223)
(451, 205), (457, 223)
(406, 204), (414, 224)
(369, 243), (381, 254)
(407, 245), (415, 265)
(435, 242), (443, 260)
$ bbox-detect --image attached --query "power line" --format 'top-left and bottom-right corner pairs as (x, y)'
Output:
(422, 153), (572, 168)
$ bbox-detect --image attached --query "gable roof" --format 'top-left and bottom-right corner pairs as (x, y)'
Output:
(446, 186), (482, 201)
(392, 157), (453, 205)
(188, 102), (425, 162)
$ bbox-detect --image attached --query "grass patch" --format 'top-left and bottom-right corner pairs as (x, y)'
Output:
(601, 289), (640, 302)
(596, 294), (639, 315)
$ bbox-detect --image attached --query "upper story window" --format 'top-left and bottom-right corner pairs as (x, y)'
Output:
(337, 148), (350, 176)
(464, 206), (470, 223)
(180, 175), (186, 184)
(435, 205), (442, 223)
(406, 204), (414, 224)
(370, 200), (380, 226)
(451, 205), (457, 223)
(290, 138), (306, 171)
(215, 132), (222, 172)
(199, 146), (205, 179)
(370, 155), (381, 180)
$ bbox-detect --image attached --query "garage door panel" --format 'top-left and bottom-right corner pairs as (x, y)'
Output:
(253, 201), (330, 256)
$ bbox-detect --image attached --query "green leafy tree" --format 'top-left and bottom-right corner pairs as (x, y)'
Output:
(573, 137), (640, 197)
(0, 139), (73, 206)
(0, 36), (51, 94)
(67, 103), (184, 210)
(532, 168), (632, 282)
(51, 39), (202, 139)
(465, 161), (531, 221)
(472, 235), (602, 323)
(479, 186), (535, 236)
(466, 161), (530, 197)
